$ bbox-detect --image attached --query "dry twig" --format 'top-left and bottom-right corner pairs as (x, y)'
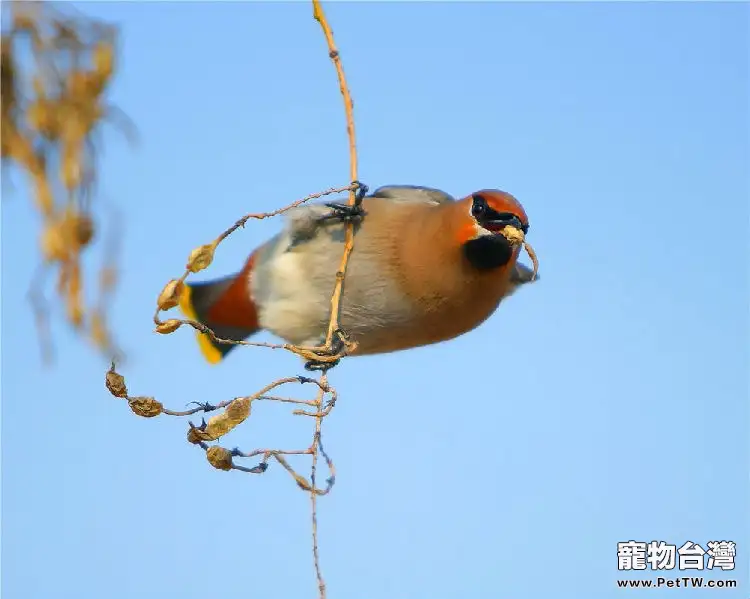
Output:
(105, 2), (360, 598)
(500, 225), (539, 280)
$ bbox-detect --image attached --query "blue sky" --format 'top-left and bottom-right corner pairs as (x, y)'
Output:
(2, 2), (748, 598)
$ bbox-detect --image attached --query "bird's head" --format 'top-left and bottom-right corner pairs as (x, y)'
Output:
(458, 189), (530, 271)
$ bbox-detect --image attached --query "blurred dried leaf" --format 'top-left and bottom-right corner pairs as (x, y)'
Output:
(2, 1), (131, 365)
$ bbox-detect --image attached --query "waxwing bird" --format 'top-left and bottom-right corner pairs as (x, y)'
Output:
(179, 185), (538, 365)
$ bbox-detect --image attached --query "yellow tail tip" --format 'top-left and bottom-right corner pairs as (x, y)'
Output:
(179, 283), (223, 365)
(178, 283), (197, 320)
(197, 332), (223, 365)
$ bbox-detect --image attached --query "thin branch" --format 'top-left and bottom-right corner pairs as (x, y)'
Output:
(312, 0), (360, 350)
(105, 4), (362, 599)
(309, 2), (360, 595)
(310, 374), (327, 598)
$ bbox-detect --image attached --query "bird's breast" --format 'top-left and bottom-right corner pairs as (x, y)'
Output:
(350, 269), (513, 355)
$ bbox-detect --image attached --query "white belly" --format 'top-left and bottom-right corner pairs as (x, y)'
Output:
(255, 250), (331, 345)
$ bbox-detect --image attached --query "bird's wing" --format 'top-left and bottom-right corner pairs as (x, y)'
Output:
(369, 185), (456, 205)
(256, 203), (351, 257)
(267, 185), (453, 253)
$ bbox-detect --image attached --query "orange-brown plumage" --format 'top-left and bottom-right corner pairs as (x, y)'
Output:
(348, 192), (526, 354)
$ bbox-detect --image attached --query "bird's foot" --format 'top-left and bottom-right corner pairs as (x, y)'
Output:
(317, 181), (369, 225)
(319, 202), (366, 224)
(303, 329), (350, 372)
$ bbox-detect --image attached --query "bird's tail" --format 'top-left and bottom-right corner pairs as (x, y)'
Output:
(178, 257), (260, 364)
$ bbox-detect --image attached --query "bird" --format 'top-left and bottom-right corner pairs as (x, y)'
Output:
(178, 184), (538, 366)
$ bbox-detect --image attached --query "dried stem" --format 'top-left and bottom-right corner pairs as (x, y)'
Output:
(309, 2), (359, 596)
(105, 2), (361, 598)
(310, 373), (327, 598)
(312, 0), (359, 350)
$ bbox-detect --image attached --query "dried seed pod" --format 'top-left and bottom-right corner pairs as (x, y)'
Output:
(206, 446), (233, 471)
(105, 363), (127, 398)
(157, 279), (184, 311)
(226, 397), (251, 421)
(203, 398), (251, 440)
(129, 396), (163, 418)
(186, 243), (216, 273)
(155, 319), (182, 334)
(294, 473), (312, 491)
(187, 423), (212, 444)
(187, 427), (200, 444)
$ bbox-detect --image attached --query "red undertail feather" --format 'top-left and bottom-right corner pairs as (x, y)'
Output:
(178, 252), (260, 364)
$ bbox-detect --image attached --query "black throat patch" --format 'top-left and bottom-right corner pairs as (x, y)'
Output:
(463, 234), (513, 271)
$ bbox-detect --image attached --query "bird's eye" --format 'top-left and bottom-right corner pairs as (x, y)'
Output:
(471, 195), (488, 218)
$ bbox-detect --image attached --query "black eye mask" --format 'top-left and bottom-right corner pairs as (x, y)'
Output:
(471, 194), (529, 235)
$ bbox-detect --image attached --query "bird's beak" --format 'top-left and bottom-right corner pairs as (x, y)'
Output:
(484, 215), (527, 234)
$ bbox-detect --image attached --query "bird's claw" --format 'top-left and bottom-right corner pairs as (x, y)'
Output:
(320, 201), (366, 224)
(317, 180), (368, 225)
(330, 328), (349, 355)
(303, 329), (349, 372)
